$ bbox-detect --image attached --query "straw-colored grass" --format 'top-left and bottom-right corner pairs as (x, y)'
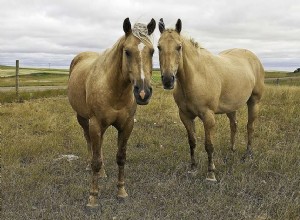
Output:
(1, 85), (299, 219)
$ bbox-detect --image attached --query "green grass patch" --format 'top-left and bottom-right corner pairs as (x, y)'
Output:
(0, 89), (67, 103)
(152, 70), (161, 84)
(0, 65), (69, 87)
(0, 65), (68, 77)
(0, 72), (68, 87)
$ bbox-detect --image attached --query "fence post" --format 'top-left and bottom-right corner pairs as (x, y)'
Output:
(16, 60), (19, 101)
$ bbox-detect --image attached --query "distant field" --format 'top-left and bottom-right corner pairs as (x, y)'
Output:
(0, 65), (69, 87)
(0, 65), (68, 77)
(264, 71), (300, 86)
(264, 71), (300, 78)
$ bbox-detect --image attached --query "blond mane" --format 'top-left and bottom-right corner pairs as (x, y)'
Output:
(163, 28), (203, 49)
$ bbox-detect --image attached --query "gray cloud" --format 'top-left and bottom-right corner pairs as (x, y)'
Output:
(0, 0), (299, 70)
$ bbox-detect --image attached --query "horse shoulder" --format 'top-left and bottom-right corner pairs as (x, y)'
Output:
(68, 52), (100, 118)
(174, 79), (220, 117)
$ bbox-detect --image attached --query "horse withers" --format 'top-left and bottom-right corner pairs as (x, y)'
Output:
(68, 18), (156, 207)
(158, 19), (264, 181)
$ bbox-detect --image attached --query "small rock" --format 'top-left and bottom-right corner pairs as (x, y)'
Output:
(54, 154), (79, 162)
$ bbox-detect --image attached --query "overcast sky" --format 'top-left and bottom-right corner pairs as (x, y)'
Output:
(0, 0), (299, 71)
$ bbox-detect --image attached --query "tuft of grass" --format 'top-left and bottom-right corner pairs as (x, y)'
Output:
(1, 84), (300, 219)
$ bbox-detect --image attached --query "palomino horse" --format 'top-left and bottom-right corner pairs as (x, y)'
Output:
(158, 19), (264, 181)
(68, 18), (156, 207)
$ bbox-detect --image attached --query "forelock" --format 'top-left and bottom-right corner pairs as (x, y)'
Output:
(132, 23), (153, 46)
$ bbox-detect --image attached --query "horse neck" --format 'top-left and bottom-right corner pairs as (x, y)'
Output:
(177, 39), (212, 87)
(102, 37), (132, 93)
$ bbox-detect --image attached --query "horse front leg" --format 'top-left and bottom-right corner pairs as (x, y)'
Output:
(116, 118), (134, 199)
(179, 110), (197, 172)
(86, 116), (106, 208)
(202, 110), (217, 182)
(77, 114), (107, 177)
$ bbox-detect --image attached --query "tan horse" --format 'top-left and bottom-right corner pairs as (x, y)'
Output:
(158, 19), (264, 181)
(68, 18), (156, 207)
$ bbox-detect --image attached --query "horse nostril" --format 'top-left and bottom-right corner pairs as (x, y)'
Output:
(134, 86), (139, 92)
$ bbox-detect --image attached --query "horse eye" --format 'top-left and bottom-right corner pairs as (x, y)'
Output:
(157, 45), (161, 51)
(125, 49), (131, 57)
(176, 45), (182, 51)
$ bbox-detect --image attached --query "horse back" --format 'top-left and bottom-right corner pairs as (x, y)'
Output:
(219, 49), (264, 80)
(219, 48), (265, 95)
(68, 52), (100, 118)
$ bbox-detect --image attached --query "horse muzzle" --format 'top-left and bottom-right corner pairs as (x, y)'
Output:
(133, 86), (152, 105)
(161, 74), (175, 90)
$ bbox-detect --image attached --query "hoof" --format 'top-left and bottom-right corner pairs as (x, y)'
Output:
(86, 196), (99, 208)
(117, 192), (128, 203)
(205, 172), (217, 182)
(117, 187), (128, 199)
(98, 168), (107, 178)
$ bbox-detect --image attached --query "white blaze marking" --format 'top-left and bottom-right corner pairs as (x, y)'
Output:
(138, 42), (145, 82)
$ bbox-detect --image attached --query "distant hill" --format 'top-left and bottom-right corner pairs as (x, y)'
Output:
(0, 65), (68, 77)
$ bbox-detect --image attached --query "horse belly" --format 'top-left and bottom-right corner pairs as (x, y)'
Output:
(216, 86), (252, 113)
(68, 68), (90, 118)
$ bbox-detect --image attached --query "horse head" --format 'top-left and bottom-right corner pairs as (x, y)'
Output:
(158, 18), (182, 90)
(122, 18), (156, 105)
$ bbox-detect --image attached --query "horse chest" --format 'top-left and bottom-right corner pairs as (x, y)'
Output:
(95, 104), (136, 128)
(173, 91), (199, 116)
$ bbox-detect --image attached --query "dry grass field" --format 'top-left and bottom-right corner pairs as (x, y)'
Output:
(1, 83), (300, 219)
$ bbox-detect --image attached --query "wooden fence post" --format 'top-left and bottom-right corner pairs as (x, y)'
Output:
(16, 60), (19, 100)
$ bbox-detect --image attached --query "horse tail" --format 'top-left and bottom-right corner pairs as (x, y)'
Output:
(69, 59), (75, 77)
(69, 55), (81, 78)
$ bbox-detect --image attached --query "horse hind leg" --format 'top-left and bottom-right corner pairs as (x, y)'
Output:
(242, 95), (260, 161)
(77, 114), (92, 170)
(77, 114), (106, 177)
(226, 111), (237, 152)
(87, 116), (107, 207)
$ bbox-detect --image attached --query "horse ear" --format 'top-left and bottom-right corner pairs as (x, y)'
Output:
(175, 19), (182, 34)
(147, 18), (156, 35)
(159, 18), (165, 33)
(123, 17), (131, 36)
